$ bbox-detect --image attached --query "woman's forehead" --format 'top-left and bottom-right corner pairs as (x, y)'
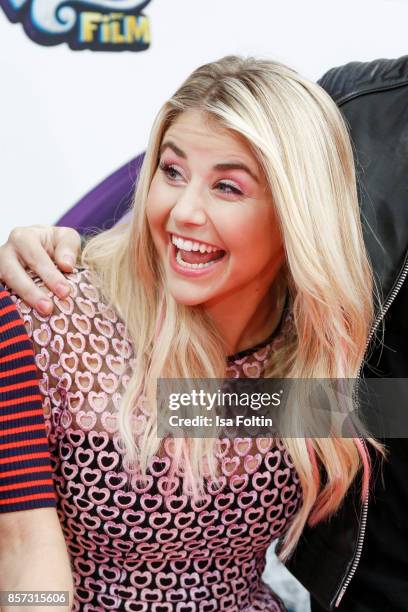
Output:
(161, 110), (259, 166)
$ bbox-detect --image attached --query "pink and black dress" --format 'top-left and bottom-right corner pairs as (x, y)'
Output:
(12, 269), (302, 611)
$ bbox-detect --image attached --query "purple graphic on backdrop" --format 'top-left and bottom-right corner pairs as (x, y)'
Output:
(57, 154), (144, 235)
(1, 0), (152, 51)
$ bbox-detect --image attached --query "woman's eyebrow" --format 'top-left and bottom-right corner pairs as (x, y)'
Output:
(160, 141), (259, 183)
(214, 162), (260, 184)
(160, 141), (186, 158)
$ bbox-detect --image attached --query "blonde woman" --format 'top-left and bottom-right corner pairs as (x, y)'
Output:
(0, 56), (378, 611)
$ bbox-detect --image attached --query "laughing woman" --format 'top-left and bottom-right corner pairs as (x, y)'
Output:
(2, 56), (377, 611)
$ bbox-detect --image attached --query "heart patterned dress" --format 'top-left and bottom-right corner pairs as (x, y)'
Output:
(13, 268), (302, 611)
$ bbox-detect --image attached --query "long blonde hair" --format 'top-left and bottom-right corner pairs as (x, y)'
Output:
(82, 56), (377, 558)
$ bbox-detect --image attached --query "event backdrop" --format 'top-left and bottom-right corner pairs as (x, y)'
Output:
(1, 0), (408, 245)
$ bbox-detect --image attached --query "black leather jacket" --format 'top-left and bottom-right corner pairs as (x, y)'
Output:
(284, 55), (408, 610)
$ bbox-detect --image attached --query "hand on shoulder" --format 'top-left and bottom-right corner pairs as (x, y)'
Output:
(0, 225), (81, 315)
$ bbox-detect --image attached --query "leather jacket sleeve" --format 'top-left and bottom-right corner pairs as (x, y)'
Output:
(283, 55), (408, 610)
(319, 56), (408, 302)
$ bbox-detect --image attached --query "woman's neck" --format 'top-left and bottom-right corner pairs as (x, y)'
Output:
(204, 267), (287, 356)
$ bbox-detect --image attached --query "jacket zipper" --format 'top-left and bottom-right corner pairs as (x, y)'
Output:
(334, 252), (408, 607)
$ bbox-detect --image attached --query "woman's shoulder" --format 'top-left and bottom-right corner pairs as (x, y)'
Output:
(10, 266), (104, 311)
(10, 266), (116, 329)
(7, 268), (133, 418)
(9, 266), (132, 362)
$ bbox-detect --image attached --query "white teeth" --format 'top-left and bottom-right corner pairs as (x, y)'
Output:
(171, 235), (220, 254)
(176, 249), (222, 269)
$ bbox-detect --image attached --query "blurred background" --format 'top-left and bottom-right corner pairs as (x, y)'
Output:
(1, 0), (407, 609)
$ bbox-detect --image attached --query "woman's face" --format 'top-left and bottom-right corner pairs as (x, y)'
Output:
(146, 110), (284, 308)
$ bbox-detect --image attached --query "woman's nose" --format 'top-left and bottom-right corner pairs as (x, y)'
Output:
(170, 184), (207, 226)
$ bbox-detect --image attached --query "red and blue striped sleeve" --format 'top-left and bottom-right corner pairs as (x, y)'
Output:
(0, 286), (56, 512)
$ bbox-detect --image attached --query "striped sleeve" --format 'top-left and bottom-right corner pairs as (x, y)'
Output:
(0, 286), (56, 512)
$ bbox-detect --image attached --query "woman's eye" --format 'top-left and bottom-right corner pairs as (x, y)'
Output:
(159, 162), (183, 181)
(216, 181), (243, 196)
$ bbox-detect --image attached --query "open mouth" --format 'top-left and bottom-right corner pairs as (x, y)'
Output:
(175, 247), (226, 269)
(170, 235), (227, 271)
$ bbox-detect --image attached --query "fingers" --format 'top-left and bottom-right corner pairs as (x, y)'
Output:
(52, 226), (82, 273)
(0, 226), (81, 314)
(0, 246), (53, 315)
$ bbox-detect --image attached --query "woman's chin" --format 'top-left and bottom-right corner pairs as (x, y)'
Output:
(165, 282), (210, 307)
(169, 291), (205, 307)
